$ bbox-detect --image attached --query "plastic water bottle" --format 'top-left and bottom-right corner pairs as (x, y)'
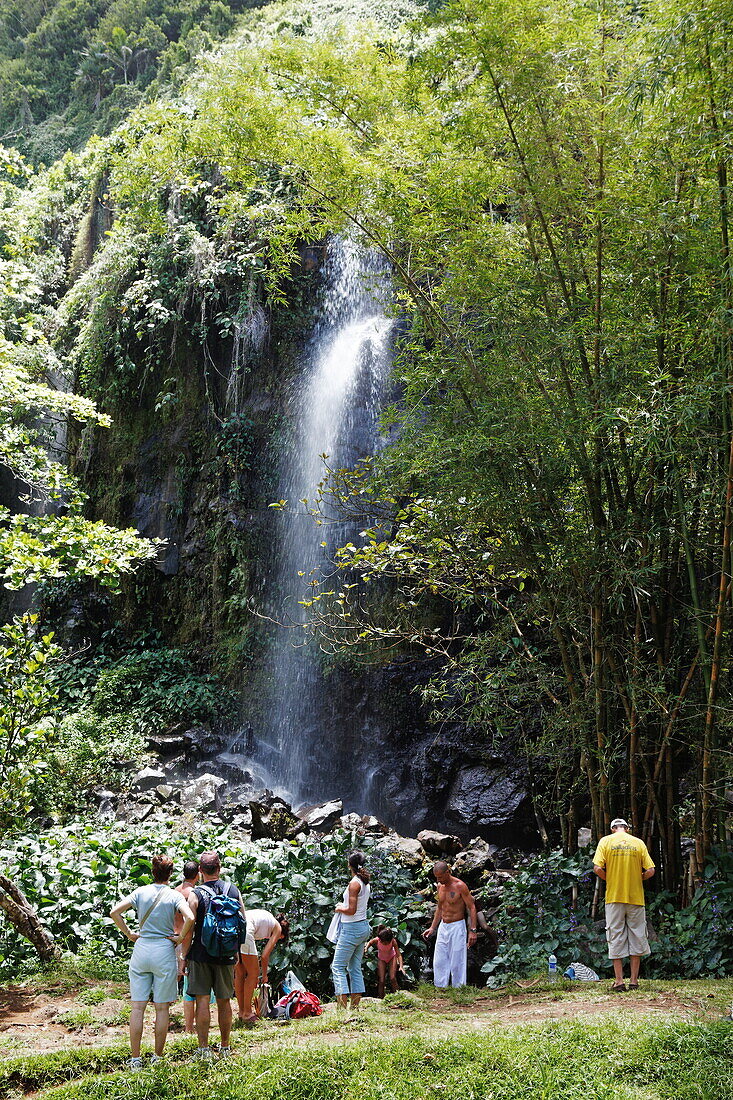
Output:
(564, 965), (575, 980)
(548, 954), (558, 983)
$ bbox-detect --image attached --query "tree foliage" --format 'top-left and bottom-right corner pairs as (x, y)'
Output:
(103, 0), (733, 885)
(4, 0), (733, 901)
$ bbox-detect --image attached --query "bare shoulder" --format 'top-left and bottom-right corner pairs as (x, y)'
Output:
(456, 877), (473, 896)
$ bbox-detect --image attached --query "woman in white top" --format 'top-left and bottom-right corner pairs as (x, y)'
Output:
(234, 909), (290, 1024)
(331, 851), (371, 1011)
(110, 854), (194, 1071)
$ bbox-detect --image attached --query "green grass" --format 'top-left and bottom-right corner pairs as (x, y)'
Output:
(25, 1022), (733, 1100)
(54, 1008), (95, 1031)
(76, 988), (108, 1007)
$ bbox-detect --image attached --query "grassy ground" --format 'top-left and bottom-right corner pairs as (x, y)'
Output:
(1, 971), (732, 1099)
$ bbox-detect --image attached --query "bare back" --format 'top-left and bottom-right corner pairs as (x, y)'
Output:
(174, 880), (195, 934)
(438, 875), (471, 923)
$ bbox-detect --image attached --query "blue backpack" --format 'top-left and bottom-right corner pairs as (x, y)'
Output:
(198, 883), (246, 961)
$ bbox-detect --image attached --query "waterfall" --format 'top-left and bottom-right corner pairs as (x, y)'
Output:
(256, 237), (393, 806)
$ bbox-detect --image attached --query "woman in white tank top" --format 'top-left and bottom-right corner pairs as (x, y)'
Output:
(331, 851), (371, 1011)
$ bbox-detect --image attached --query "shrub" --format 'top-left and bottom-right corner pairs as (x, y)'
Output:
(0, 822), (430, 992)
(482, 847), (733, 985)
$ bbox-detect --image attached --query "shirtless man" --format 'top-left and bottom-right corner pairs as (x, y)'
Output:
(422, 861), (478, 988)
(175, 860), (204, 1034)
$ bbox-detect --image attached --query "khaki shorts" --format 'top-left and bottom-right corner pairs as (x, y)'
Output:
(186, 959), (235, 1000)
(605, 903), (650, 959)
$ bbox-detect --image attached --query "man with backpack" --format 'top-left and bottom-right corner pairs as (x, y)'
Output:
(180, 850), (247, 1060)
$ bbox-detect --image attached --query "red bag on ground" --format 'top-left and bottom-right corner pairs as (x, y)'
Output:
(280, 989), (322, 1019)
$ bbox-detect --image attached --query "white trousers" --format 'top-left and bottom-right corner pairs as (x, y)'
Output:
(433, 919), (467, 988)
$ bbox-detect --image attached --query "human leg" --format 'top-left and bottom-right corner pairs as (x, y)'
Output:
(195, 995), (211, 1048)
(629, 956), (641, 985)
(236, 952), (259, 1020)
(432, 922), (450, 988)
(148, 945), (179, 1046)
(346, 932), (367, 1003)
(153, 1003), (170, 1055)
(128, 949), (156, 1058)
(445, 922), (467, 987)
(129, 1001), (147, 1058)
(377, 959), (387, 998)
(332, 931), (354, 998)
(217, 997), (232, 1048)
(388, 957), (399, 992)
(605, 903), (631, 986)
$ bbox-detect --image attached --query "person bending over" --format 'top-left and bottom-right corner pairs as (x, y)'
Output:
(235, 909), (290, 1025)
(366, 926), (404, 998)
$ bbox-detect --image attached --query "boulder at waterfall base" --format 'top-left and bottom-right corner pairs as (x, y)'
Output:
(299, 800), (343, 831)
(188, 773), (226, 811)
(417, 830), (463, 858)
(249, 794), (302, 840)
(452, 838), (495, 883)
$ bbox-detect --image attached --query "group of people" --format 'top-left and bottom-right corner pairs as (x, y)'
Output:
(109, 819), (655, 1068)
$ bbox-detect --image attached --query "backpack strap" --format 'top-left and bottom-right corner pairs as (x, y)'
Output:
(138, 886), (168, 932)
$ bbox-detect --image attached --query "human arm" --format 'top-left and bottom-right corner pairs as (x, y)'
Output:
(640, 843), (655, 882)
(179, 890), (198, 959)
(260, 921), (281, 984)
(592, 839), (606, 881)
(171, 899), (194, 946)
(366, 937), (378, 952)
(462, 884), (478, 947)
(423, 895), (442, 940)
(336, 878), (360, 915)
(109, 898), (138, 944)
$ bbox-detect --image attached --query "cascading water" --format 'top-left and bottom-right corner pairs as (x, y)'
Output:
(253, 237), (393, 806)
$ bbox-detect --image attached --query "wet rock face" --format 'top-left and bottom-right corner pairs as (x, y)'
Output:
(446, 766), (531, 832)
(63, 267), (542, 847)
(309, 658), (540, 845)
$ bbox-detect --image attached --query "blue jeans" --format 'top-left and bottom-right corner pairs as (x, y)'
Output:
(331, 920), (370, 996)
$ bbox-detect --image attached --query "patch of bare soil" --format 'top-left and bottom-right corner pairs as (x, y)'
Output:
(429, 989), (707, 1025)
(0, 986), (187, 1057)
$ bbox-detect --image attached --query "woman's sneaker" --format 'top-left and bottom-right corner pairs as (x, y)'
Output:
(126, 1058), (143, 1072)
(149, 1054), (163, 1066)
(194, 1047), (213, 1062)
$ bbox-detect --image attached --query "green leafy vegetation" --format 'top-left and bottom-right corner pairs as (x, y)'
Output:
(97, 0), (733, 886)
(0, 0), (273, 163)
(484, 848), (733, 985)
(0, 824), (428, 990)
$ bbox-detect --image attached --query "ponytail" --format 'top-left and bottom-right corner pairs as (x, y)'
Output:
(276, 912), (290, 944)
(349, 850), (371, 884)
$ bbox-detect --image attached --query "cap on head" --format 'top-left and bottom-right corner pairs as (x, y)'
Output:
(199, 850), (221, 874)
(610, 818), (630, 831)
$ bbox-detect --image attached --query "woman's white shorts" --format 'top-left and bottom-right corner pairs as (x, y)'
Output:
(129, 937), (179, 1003)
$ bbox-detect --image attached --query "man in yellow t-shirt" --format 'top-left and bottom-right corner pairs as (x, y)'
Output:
(593, 818), (655, 992)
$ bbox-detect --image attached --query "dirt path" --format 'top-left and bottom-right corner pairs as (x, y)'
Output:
(0, 981), (722, 1060)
